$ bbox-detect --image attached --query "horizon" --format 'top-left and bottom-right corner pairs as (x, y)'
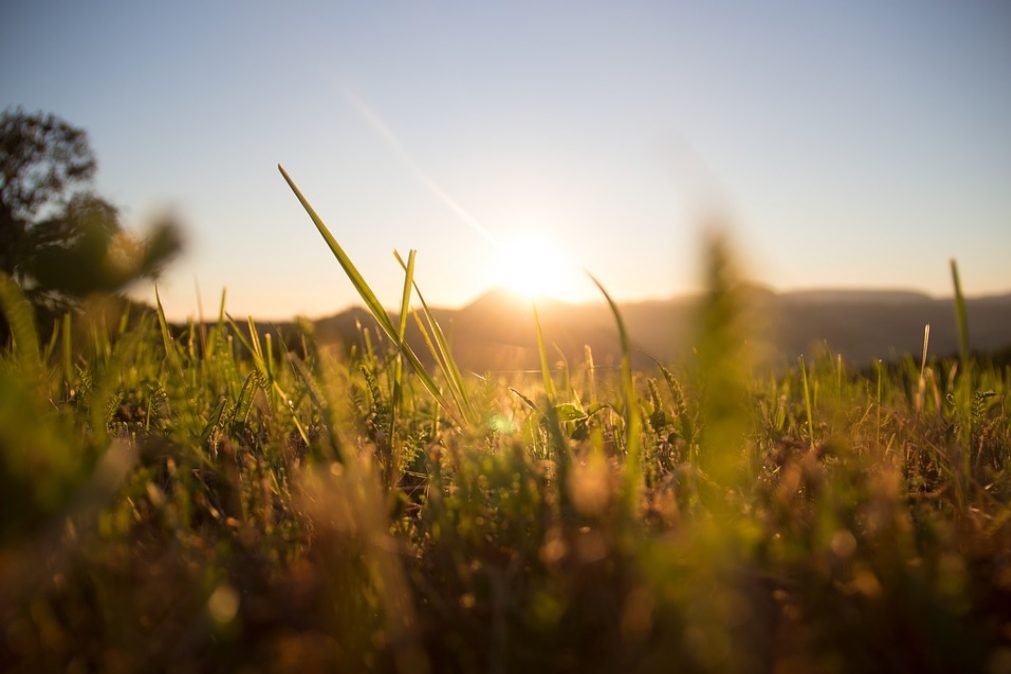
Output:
(3, 2), (1010, 321)
(162, 279), (1011, 324)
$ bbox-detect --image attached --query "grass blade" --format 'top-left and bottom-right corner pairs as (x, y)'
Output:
(588, 273), (642, 512)
(387, 249), (417, 478)
(950, 258), (970, 369)
(279, 164), (450, 413)
(154, 285), (182, 373)
(800, 355), (815, 451)
(532, 303), (556, 403)
(0, 272), (41, 380)
(394, 249), (473, 423)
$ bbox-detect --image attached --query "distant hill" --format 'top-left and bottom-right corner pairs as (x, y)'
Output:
(307, 288), (1011, 371)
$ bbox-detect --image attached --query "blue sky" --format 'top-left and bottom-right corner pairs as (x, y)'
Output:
(2, 1), (1009, 319)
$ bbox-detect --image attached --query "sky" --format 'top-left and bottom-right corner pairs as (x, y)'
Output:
(2, 1), (1009, 320)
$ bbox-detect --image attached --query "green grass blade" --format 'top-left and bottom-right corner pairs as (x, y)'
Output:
(531, 301), (570, 516)
(407, 310), (468, 417)
(588, 273), (642, 511)
(279, 165), (449, 413)
(279, 164), (393, 333)
(387, 249), (417, 471)
(224, 313), (309, 445)
(154, 285), (182, 373)
(43, 316), (61, 364)
(532, 303), (556, 402)
(396, 250), (416, 344)
(62, 311), (73, 390)
(0, 272), (41, 380)
(875, 359), (883, 452)
(950, 258), (970, 368)
(394, 250), (472, 422)
(800, 355), (815, 451)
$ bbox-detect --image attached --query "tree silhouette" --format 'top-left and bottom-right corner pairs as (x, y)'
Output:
(0, 108), (180, 330)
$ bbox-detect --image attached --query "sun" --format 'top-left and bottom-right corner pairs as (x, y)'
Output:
(493, 231), (581, 301)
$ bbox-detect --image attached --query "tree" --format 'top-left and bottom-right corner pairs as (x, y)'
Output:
(0, 108), (180, 327)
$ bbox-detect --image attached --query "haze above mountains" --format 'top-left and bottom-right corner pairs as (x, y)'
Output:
(308, 286), (1011, 371)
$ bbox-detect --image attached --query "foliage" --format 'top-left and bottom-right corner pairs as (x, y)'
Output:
(1, 176), (1010, 673)
(0, 108), (180, 328)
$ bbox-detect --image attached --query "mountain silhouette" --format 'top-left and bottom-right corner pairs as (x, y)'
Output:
(303, 287), (1011, 371)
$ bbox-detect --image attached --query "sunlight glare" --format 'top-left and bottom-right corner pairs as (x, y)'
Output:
(494, 231), (583, 301)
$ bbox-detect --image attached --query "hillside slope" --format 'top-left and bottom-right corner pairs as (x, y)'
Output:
(310, 288), (1011, 370)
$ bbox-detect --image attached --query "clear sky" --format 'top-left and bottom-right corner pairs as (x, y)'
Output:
(2, 1), (1009, 319)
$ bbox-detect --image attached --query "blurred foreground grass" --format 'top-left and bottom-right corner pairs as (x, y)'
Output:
(2, 175), (1011, 673)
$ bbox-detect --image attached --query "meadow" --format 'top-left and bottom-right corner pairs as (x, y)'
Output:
(2, 167), (1010, 673)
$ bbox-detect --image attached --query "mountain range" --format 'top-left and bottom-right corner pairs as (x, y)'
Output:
(308, 287), (1011, 371)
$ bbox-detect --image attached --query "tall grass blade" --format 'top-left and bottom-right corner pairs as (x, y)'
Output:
(279, 164), (449, 413)
(950, 258), (970, 368)
(62, 311), (73, 390)
(0, 272), (41, 380)
(588, 273), (642, 512)
(394, 250), (473, 423)
(693, 235), (754, 493)
(800, 355), (815, 450)
(875, 359), (883, 452)
(532, 303), (556, 403)
(43, 316), (61, 364)
(916, 324), (930, 414)
(226, 313), (309, 445)
(154, 285), (182, 373)
(532, 301), (571, 517)
(387, 249), (417, 477)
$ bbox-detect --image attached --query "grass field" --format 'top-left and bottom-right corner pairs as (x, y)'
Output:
(2, 171), (1011, 673)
